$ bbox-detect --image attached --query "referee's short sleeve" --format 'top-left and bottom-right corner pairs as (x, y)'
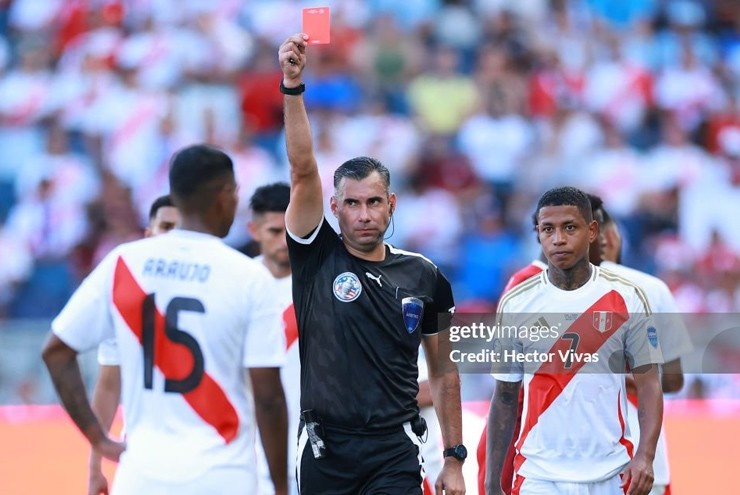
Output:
(421, 267), (455, 336)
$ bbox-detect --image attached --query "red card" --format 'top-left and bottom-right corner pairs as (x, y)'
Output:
(302, 7), (331, 44)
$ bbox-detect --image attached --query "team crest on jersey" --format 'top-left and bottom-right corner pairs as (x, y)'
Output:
(592, 311), (613, 333)
(402, 297), (424, 334)
(333, 272), (362, 302)
(647, 326), (659, 348)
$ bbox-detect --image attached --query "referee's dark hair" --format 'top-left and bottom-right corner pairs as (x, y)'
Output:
(333, 156), (390, 192)
(148, 194), (174, 221)
(250, 182), (290, 215)
(169, 144), (234, 212)
(535, 186), (593, 224)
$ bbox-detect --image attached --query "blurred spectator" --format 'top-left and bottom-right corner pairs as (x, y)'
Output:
(239, 39), (285, 157)
(393, 166), (463, 276)
(457, 78), (534, 203)
(584, 32), (654, 134)
(454, 193), (522, 303)
(573, 119), (644, 218)
(406, 44), (479, 135)
(679, 126), (740, 253)
(654, 0), (718, 69)
(655, 41), (725, 132)
(0, 226), (33, 318)
(353, 14), (424, 114)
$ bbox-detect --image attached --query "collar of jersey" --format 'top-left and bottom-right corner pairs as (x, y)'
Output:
(166, 229), (223, 242)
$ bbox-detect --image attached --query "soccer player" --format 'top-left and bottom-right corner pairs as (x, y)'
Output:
(279, 34), (466, 495)
(87, 194), (180, 495)
(477, 255), (546, 495)
(248, 182), (300, 495)
(42, 145), (289, 494)
(596, 201), (692, 495)
(486, 187), (663, 495)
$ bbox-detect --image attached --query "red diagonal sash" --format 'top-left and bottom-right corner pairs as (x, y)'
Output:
(283, 303), (298, 350)
(515, 290), (629, 471)
(112, 257), (239, 443)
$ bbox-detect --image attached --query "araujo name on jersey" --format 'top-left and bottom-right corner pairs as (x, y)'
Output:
(142, 258), (211, 283)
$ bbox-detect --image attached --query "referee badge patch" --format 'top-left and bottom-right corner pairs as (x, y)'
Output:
(333, 272), (362, 302)
(402, 297), (424, 334)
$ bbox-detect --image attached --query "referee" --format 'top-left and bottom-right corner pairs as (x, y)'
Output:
(279, 34), (466, 495)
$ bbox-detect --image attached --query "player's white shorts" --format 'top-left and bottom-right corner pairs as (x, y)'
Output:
(513, 474), (625, 495)
(111, 462), (256, 495)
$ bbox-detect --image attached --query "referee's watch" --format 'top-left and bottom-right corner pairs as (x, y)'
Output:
(443, 444), (468, 462)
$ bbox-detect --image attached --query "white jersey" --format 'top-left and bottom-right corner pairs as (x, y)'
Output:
(52, 230), (285, 484)
(97, 337), (119, 366)
(600, 261), (692, 364)
(493, 266), (663, 483)
(256, 269), (300, 495)
(602, 260), (693, 486)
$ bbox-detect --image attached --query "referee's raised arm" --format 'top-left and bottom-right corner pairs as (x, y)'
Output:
(279, 33), (324, 238)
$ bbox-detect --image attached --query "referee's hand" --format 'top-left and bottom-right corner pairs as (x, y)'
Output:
(436, 458), (465, 495)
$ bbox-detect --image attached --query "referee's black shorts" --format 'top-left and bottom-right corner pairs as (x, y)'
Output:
(297, 422), (424, 495)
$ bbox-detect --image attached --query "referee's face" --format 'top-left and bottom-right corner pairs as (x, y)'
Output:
(332, 172), (395, 256)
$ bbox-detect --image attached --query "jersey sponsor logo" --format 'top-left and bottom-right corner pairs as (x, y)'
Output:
(592, 311), (613, 333)
(647, 326), (658, 348)
(365, 271), (382, 287)
(402, 297), (424, 334)
(333, 272), (362, 302)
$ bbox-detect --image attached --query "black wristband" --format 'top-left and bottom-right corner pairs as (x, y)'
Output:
(280, 80), (305, 95)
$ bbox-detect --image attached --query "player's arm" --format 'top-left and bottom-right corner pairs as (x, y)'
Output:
(422, 334), (465, 495)
(661, 358), (684, 393)
(485, 380), (520, 495)
(41, 334), (124, 462)
(279, 33), (324, 238)
(250, 367), (288, 495)
(88, 365), (121, 495)
(623, 364), (663, 495)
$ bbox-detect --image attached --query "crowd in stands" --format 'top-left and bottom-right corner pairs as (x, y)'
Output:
(0, 0), (737, 325)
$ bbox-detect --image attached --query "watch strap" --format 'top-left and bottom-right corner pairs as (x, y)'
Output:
(280, 80), (305, 95)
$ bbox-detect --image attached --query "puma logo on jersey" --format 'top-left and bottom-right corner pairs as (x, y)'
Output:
(365, 272), (382, 287)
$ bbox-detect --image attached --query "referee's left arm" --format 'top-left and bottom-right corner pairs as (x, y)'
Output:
(422, 334), (466, 494)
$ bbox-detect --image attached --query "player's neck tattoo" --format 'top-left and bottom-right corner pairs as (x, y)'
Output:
(548, 261), (592, 290)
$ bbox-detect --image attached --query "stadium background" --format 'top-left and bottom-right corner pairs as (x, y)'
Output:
(0, 0), (738, 493)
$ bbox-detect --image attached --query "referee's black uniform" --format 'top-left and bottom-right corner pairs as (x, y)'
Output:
(288, 218), (455, 495)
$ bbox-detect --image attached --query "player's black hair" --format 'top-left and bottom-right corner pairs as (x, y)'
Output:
(250, 182), (290, 215)
(534, 186), (593, 224)
(148, 194), (174, 221)
(586, 192), (616, 226)
(600, 204), (613, 225)
(169, 145), (234, 211)
(333, 156), (390, 192)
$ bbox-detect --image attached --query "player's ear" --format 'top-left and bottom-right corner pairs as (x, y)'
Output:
(389, 193), (396, 215)
(247, 220), (258, 238)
